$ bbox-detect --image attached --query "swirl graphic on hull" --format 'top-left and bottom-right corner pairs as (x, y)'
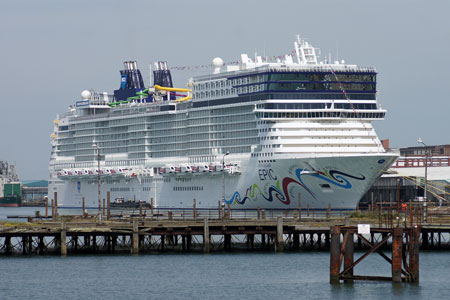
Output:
(225, 168), (366, 206)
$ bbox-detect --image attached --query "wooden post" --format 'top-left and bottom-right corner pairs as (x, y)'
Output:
(193, 199), (197, 220)
(307, 204), (310, 217)
(327, 204), (331, 219)
(150, 197), (154, 215)
(257, 207), (260, 219)
(218, 200), (222, 219)
(51, 199), (54, 221)
(168, 210), (173, 220)
(343, 229), (354, 283)
(261, 209), (266, 220)
(227, 203), (231, 219)
(103, 198), (106, 216)
(107, 192), (111, 220)
(131, 218), (139, 254)
(298, 192), (301, 219)
(54, 192), (58, 218)
(60, 220), (67, 256)
(392, 227), (403, 283)
(139, 201), (143, 217)
(82, 197), (86, 217)
(276, 216), (283, 252)
(330, 226), (341, 284)
(45, 197), (48, 218)
(409, 227), (420, 283)
(203, 218), (210, 253)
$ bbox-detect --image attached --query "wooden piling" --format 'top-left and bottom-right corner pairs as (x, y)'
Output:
(203, 218), (210, 253)
(51, 199), (54, 221)
(45, 197), (48, 218)
(82, 197), (86, 217)
(139, 201), (143, 217)
(103, 198), (106, 216)
(150, 198), (154, 216)
(131, 218), (139, 254)
(193, 199), (197, 220)
(392, 227), (403, 283)
(276, 216), (283, 252)
(54, 192), (58, 218)
(298, 192), (302, 219)
(227, 203), (231, 219)
(218, 201), (222, 219)
(330, 225), (341, 284)
(307, 204), (310, 217)
(107, 192), (111, 220)
(60, 220), (67, 256)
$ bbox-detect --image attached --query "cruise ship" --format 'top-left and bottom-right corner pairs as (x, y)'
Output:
(49, 36), (398, 210)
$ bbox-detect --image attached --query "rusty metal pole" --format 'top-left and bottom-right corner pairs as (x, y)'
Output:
(330, 226), (341, 284)
(343, 229), (354, 283)
(392, 227), (403, 283)
(409, 227), (420, 283)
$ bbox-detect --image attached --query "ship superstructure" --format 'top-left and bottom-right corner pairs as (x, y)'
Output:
(0, 161), (22, 207)
(49, 36), (398, 209)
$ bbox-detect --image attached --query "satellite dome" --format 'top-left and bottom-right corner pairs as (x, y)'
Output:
(81, 90), (91, 100)
(212, 57), (224, 68)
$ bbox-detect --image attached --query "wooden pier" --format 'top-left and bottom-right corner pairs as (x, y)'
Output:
(1, 212), (450, 256)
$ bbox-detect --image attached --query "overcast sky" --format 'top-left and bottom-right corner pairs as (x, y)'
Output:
(1, 0), (449, 179)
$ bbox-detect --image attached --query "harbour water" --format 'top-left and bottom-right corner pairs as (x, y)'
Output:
(1, 251), (450, 299)
(1, 207), (449, 299)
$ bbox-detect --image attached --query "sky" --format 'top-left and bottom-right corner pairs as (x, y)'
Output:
(1, 0), (449, 179)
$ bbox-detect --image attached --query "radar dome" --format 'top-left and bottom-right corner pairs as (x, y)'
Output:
(81, 90), (91, 100)
(212, 57), (224, 68)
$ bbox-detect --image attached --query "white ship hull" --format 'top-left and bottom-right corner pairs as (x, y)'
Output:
(49, 153), (397, 210)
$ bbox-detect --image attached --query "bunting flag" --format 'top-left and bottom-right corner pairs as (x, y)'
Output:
(169, 50), (297, 71)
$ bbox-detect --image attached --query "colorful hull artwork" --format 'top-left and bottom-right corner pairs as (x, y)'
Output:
(51, 154), (397, 210)
(224, 168), (366, 206)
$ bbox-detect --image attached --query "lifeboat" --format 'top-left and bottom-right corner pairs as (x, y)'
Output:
(199, 165), (209, 172)
(181, 165), (192, 173)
